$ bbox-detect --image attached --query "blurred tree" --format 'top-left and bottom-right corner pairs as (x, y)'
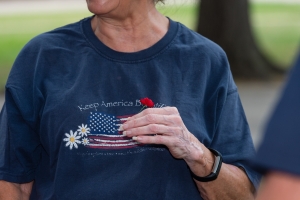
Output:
(196, 0), (284, 79)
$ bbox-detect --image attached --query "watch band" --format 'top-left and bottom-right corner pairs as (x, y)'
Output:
(189, 148), (223, 182)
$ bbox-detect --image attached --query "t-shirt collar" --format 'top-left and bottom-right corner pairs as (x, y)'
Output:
(82, 16), (178, 62)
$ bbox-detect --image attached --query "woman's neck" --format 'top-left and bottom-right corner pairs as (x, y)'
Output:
(91, 2), (169, 52)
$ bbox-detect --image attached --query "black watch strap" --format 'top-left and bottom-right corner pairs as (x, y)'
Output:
(189, 148), (223, 182)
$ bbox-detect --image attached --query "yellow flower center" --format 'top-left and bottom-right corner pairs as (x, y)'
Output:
(70, 137), (75, 143)
(82, 128), (86, 132)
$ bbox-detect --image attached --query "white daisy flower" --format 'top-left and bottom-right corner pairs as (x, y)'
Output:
(77, 124), (91, 137)
(82, 138), (89, 146)
(63, 130), (81, 150)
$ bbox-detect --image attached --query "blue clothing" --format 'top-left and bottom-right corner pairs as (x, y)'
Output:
(255, 52), (300, 175)
(0, 17), (260, 199)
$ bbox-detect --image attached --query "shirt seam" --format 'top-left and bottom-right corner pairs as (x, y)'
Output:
(0, 169), (36, 180)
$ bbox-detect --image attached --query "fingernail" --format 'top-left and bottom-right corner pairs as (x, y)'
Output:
(118, 125), (123, 131)
(132, 136), (138, 140)
(123, 131), (127, 136)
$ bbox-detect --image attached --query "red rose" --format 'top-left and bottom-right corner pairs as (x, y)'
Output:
(140, 97), (154, 108)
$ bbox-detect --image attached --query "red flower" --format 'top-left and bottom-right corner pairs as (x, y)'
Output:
(140, 97), (154, 108)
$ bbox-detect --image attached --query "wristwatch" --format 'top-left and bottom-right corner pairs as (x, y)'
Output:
(189, 148), (223, 182)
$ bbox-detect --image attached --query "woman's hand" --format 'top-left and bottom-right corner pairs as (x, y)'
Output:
(121, 107), (256, 199)
(120, 107), (211, 169)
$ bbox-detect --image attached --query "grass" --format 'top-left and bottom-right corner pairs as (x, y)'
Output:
(0, 11), (91, 92)
(0, 3), (299, 93)
(250, 4), (300, 68)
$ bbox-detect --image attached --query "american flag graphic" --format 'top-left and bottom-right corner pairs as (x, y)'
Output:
(87, 112), (140, 149)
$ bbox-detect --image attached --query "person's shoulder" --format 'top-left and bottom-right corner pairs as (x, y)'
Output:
(21, 18), (88, 52)
(289, 51), (300, 77)
(173, 21), (229, 71)
(171, 21), (234, 88)
(174, 21), (226, 57)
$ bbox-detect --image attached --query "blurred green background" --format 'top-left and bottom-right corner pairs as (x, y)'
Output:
(0, 2), (299, 93)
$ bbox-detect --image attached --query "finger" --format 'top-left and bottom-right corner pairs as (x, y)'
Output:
(129, 107), (179, 121)
(132, 134), (171, 145)
(132, 134), (190, 151)
(123, 124), (183, 137)
(121, 114), (183, 131)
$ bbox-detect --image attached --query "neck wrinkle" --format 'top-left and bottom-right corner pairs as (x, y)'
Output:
(91, 6), (169, 53)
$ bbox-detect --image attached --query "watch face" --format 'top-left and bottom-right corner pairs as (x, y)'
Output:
(212, 156), (221, 173)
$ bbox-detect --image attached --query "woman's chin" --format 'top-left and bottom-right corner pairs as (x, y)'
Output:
(86, 0), (120, 15)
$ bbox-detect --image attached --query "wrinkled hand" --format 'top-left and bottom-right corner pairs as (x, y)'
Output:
(120, 107), (204, 163)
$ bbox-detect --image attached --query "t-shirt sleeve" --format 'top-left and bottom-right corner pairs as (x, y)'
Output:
(0, 39), (43, 183)
(205, 49), (261, 189)
(254, 53), (300, 175)
(212, 85), (261, 189)
(215, 90), (261, 186)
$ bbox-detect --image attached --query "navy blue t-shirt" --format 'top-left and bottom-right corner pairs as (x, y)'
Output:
(0, 17), (260, 199)
(255, 52), (300, 175)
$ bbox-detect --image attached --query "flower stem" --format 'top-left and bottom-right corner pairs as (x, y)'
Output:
(139, 105), (147, 112)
